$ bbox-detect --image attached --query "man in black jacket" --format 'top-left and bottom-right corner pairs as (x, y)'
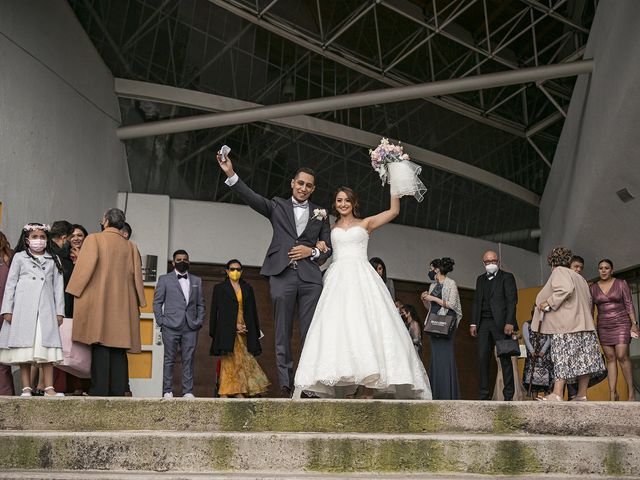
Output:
(470, 250), (518, 400)
(50, 220), (75, 318)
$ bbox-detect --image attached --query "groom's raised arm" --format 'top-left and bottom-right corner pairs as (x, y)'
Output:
(217, 152), (274, 219)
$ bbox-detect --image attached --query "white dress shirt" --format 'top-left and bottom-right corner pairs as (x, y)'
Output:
(176, 270), (190, 302)
(225, 174), (321, 259)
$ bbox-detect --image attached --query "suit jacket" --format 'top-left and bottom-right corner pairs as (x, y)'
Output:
(531, 266), (595, 334)
(472, 269), (518, 329)
(67, 228), (146, 353)
(230, 178), (332, 285)
(209, 278), (262, 356)
(51, 243), (75, 318)
(153, 271), (205, 331)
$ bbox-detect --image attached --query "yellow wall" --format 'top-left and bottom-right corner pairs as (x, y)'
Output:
(517, 286), (627, 401)
(127, 286), (156, 379)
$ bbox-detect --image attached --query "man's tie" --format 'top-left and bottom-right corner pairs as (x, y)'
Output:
(292, 200), (308, 209)
(177, 274), (188, 280)
(486, 273), (495, 280)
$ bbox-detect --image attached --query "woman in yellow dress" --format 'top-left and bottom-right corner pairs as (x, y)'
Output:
(210, 259), (269, 397)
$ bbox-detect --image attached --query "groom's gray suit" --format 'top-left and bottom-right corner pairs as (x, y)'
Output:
(228, 177), (332, 390)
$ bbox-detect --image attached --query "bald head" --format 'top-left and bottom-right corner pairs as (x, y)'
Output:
(483, 250), (499, 266)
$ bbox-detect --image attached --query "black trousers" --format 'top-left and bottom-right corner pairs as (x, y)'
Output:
(477, 316), (515, 400)
(90, 344), (128, 396)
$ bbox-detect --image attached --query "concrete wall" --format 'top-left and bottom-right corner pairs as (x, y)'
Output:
(121, 193), (542, 290)
(540, 0), (640, 279)
(0, 0), (129, 243)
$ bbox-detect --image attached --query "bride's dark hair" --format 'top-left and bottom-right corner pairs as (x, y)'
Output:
(332, 187), (360, 219)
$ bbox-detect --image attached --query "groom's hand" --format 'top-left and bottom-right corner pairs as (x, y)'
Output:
(216, 151), (235, 178)
(288, 245), (313, 261)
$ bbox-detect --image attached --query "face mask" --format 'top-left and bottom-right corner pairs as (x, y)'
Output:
(174, 261), (189, 273)
(428, 270), (436, 281)
(228, 270), (242, 282)
(99, 222), (106, 232)
(485, 263), (499, 275)
(29, 239), (47, 253)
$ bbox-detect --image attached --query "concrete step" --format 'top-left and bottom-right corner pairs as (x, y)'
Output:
(0, 430), (637, 476)
(0, 470), (635, 479)
(1, 397), (638, 437)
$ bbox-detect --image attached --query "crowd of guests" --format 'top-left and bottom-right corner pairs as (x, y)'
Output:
(383, 248), (636, 402)
(0, 211), (637, 402)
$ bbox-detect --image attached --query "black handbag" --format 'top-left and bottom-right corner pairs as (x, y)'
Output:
(424, 312), (456, 338)
(496, 334), (520, 357)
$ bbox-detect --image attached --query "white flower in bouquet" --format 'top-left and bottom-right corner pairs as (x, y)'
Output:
(368, 137), (427, 202)
(369, 137), (410, 186)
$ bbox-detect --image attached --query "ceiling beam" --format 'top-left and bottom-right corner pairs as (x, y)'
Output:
(116, 60), (592, 139)
(114, 78), (541, 206)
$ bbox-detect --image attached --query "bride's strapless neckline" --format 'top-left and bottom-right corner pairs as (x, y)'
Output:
(332, 225), (369, 235)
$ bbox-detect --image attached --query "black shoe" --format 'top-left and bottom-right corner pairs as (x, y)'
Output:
(300, 391), (319, 399)
(279, 386), (292, 398)
(33, 389), (45, 396)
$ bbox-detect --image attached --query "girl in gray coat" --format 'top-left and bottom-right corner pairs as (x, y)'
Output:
(0, 223), (65, 397)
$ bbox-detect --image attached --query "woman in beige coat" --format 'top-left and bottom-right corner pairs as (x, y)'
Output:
(531, 247), (605, 401)
(66, 209), (146, 396)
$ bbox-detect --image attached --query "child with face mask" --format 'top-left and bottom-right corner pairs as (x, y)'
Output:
(0, 223), (65, 397)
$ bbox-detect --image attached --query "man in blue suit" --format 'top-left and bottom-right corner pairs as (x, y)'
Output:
(153, 249), (205, 398)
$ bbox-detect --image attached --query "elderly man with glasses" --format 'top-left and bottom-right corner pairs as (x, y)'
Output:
(470, 250), (518, 401)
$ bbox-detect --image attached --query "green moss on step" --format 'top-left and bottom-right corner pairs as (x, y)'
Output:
(207, 436), (235, 470)
(604, 441), (624, 476)
(0, 436), (46, 469)
(219, 400), (444, 434)
(488, 439), (541, 475)
(305, 438), (459, 473)
(492, 404), (527, 433)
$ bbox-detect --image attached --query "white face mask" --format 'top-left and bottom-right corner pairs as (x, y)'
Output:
(485, 263), (499, 275)
(29, 239), (47, 253)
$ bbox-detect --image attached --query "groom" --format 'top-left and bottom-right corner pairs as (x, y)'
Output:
(217, 152), (332, 397)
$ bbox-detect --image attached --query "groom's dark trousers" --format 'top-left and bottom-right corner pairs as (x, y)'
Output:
(271, 268), (323, 389)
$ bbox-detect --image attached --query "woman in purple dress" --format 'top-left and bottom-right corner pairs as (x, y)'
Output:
(590, 259), (638, 401)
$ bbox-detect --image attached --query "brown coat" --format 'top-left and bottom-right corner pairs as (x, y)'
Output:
(66, 228), (146, 352)
(531, 266), (595, 334)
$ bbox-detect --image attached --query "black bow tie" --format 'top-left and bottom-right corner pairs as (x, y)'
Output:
(177, 274), (188, 280)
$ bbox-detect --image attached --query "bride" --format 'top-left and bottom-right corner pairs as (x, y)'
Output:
(294, 186), (432, 399)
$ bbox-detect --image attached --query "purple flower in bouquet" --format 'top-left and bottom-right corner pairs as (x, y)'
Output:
(369, 137), (410, 185)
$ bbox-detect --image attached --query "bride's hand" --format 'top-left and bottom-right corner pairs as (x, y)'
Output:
(315, 240), (329, 253)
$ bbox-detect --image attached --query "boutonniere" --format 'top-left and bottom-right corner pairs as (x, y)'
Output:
(311, 208), (327, 221)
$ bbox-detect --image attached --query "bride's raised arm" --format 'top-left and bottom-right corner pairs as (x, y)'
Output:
(362, 193), (400, 233)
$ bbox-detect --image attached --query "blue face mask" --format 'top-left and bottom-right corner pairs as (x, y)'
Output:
(428, 270), (436, 281)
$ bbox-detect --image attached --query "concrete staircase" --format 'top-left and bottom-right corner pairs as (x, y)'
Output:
(0, 398), (638, 478)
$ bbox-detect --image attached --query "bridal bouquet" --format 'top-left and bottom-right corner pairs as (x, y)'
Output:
(369, 138), (427, 202)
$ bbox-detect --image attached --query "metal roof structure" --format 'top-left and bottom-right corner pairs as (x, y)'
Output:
(68, 0), (598, 251)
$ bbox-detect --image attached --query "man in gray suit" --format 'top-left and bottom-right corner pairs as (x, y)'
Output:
(217, 152), (332, 397)
(153, 249), (205, 398)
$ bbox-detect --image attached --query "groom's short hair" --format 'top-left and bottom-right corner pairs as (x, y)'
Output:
(293, 167), (316, 181)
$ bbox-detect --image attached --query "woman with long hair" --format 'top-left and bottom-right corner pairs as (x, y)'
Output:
(421, 257), (462, 400)
(0, 231), (15, 395)
(294, 187), (431, 399)
(591, 259), (637, 401)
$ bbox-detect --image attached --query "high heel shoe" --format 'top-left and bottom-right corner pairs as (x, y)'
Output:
(20, 387), (32, 397)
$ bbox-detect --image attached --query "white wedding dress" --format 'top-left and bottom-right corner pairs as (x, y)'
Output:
(294, 225), (432, 399)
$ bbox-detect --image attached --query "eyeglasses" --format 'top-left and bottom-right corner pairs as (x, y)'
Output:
(483, 260), (499, 265)
(227, 267), (242, 272)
